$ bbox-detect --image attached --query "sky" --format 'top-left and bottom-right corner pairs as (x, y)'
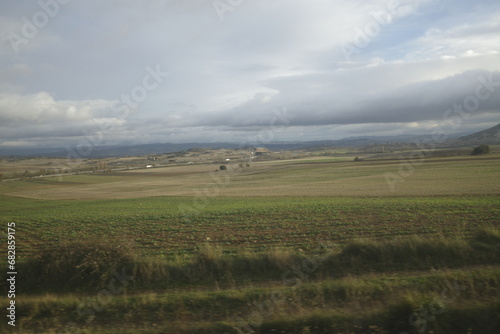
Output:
(1, 0), (499, 149)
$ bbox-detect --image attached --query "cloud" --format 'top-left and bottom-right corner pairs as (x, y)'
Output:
(0, 91), (130, 148)
(197, 65), (500, 129)
(0, 0), (499, 147)
(406, 19), (500, 60)
(0, 92), (117, 125)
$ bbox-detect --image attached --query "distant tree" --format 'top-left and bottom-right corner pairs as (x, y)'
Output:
(219, 165), (227, 170)
(354, 157), (362, 161)
(471, 144), (490, 155)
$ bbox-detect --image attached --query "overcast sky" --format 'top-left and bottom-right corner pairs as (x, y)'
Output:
(1, 0), (499, 148)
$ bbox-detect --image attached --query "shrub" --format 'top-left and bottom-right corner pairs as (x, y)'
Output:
(219, 165), (227, 170)
(29, 239), (136, 290)
(338, 237), (472, 269)
(471, 144), (490, 155)
(470, 228), (500, 252)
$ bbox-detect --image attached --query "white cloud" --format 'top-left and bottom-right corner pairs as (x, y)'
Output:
(0, 91), (116, 125)
(407, 19), (500, 60)
(0, 0), (499, 147)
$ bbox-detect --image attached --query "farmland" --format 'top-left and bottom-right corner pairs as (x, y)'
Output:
(1, 152), (499, 200)
(0, 150), (499, 333)
(1, 195), (499, 259)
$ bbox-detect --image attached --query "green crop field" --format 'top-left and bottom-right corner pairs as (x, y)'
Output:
(1, 195), (499, 259)
(1, 153), (499, 333)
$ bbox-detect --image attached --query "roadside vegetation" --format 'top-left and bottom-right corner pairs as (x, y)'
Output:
(1, 228), (499, 333)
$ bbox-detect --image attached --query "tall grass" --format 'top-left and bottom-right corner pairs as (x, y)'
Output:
(22, 238), (136, 292)
(8, 228), (499, 294)
(13, 267), (500, 333)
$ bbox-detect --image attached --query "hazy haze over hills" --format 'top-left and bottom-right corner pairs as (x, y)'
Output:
(0, 125), (496, 158)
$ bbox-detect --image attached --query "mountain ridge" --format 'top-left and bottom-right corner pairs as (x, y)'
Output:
(457, 123), (500, 144)
(1, 124), (498, 158)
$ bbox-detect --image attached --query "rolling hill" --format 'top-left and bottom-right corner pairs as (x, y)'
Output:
(457, 123), (500, 145)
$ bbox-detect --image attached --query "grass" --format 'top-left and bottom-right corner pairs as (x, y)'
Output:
(5, 228), (498, 292)
(1, 195), (499, 258)
(0, 154), (499, 333)
(2, 230), (500, 333)
(1, 153), (499, 199)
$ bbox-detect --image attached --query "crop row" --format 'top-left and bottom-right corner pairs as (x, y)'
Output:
(2, 195), (498, 258)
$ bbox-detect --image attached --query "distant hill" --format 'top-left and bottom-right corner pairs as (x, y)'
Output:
(1, 125), (498, 158)
(0, 143), (241, 158)
(0, 135), (437, 158)
(457, 123), (500, 145)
